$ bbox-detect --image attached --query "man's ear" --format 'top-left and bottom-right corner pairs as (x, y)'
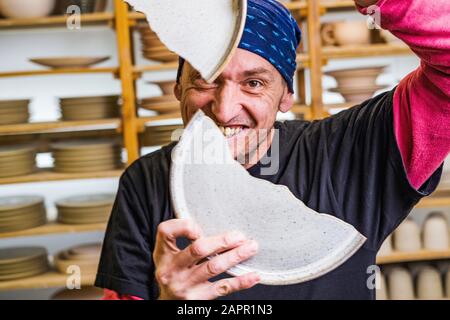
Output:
(174, 83), (182, 101)
(279, 88), (294, 113)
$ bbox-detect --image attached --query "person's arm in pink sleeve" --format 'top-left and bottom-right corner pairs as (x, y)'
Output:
(101, 289), (143, 300)
(359, 0), (450, 189)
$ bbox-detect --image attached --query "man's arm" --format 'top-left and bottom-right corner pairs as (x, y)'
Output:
(359, 0), (450, 189)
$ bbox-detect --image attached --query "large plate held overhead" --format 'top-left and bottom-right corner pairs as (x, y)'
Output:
(170, 110), (367, 285)
(125, 0), (247, 82)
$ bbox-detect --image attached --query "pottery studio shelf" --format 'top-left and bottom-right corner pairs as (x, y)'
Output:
(0, 12), (114, 30)
(0, 169), (124, 185)
(0, 270), (96, 291)
(0, 222), (107, 240)
(377, 249), (450, 265)
(0, 119), (121, 135)
(0, 67), (119, 79)
(322, 43), (413, 60)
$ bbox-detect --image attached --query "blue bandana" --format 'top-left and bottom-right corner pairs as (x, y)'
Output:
(176, 0), (302, 93)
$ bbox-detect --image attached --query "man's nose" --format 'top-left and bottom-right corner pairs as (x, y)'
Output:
(210, 82), (242, 124)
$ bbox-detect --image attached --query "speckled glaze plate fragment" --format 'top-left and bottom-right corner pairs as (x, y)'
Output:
(124, 0), (247, 82)
(170, 110), (367, 285)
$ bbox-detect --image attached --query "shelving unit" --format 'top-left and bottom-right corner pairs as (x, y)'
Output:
(377, 249), (450, 265)
(0, 0), (448, 293)
(0, 271), (96, 291)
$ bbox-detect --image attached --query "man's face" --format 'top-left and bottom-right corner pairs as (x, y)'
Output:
(174, 49), (294, 166)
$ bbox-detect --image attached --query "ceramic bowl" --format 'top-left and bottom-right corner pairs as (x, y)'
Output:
(417, 266), (444, 300)
(387, 266), (415, 300)
(0, 0), (56, 18)
(393, 218), (422, 252)
(321, 21), (371, 46)
(422, 212), (449, 250)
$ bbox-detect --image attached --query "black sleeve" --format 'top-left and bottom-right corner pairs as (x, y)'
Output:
(95, 162), (159, 300)
(297, 89), (442, 251)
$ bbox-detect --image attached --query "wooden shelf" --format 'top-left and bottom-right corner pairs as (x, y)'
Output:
(0, 169), (123, 185)
(323, 43), (413, 60)
(377, 249), (450, 265)
(0, 67), (118, 78)
(0, 222), (107, 239)
(0, 12), (114, 30)
(417, 184), (450, 208)
(322, 0), (356, 10)
(0, 270), (95, 291)
(0, 119), (121, 136)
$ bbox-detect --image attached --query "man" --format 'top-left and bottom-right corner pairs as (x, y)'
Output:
(95, 0), (449, 299)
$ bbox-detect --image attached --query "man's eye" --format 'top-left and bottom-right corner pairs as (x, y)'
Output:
(247, 80), (263, 88)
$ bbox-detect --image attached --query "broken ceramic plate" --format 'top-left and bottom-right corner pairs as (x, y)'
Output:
(125, 0), (247, 82)
(170, 110), (366, 285)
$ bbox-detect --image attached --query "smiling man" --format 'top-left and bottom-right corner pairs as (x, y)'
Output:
(95, 0), (450, 300)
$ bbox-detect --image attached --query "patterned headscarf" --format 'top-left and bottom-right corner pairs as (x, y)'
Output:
(176, 0), (302, 93)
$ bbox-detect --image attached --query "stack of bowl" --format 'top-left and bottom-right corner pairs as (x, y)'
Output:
(0, 99), (30, 125)
(140, 80), (179, 115)
(0, 196), (47, 233)
(59, 95), (121, 121)
(0, 145), (37, 178)
(0, 246), (49, 281)
(141, 124), (184, 147)
(54, 243), (102, 275)
(51, 140), (122, 173)
(56, 194), (114, 224)
(137, 23), (178, 63)
(325, 66), (388, 103)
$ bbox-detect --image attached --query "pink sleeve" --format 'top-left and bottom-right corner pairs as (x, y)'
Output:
(101, 289), (144, 300)
(360, 0), (450, 189)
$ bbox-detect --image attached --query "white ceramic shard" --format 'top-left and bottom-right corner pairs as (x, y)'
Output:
(170, 110), (366, 285)
(125, 0), (247, 82)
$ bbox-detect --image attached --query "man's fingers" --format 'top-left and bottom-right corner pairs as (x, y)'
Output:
(199, 272), (260, 300)
(188, 240), (258, 284)
(155, 219), (202, 252)
(175, 231), (248, 268)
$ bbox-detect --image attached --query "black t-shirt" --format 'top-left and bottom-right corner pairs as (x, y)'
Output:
(95, 89), (442, 300)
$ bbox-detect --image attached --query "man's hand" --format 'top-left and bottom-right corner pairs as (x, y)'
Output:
(354, 0), (378, 7)
(154, 219), (260, 300)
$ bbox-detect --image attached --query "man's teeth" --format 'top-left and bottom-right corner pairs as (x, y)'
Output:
(219, 126), (243, 138)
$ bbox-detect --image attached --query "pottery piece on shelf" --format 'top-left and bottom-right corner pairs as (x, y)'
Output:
(378, 234), (393, 256)
(380, 29), (403, 44)
(393, 218), (422, 252)
(321, 21), (371, 46)
(417, 265), (444, 300)
(422, 212), (450, 250)
(29, 56), (110, 69)
(0, 0), (56, 19)
(376, 269), (388, 300)
(387, 266), (415, 300)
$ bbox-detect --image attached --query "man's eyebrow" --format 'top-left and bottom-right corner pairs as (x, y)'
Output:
(242, 68), (274, 81)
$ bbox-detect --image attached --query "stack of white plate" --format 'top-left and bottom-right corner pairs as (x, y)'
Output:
(0, 247), (49, 281)
(137, 23), (179, 62)
(140, 80), (180, 115)
(325, 67), (389, 103)
(54, 243), (102, 275)
(141, 124), (184, 147)
(0, 99), (30, 125)
(59, 95), (121, 121)
(51, 140), (122, 173)
(0, 145), (37, 178)
(56, 194), (114, 224)
(0, 196), (47, 233)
